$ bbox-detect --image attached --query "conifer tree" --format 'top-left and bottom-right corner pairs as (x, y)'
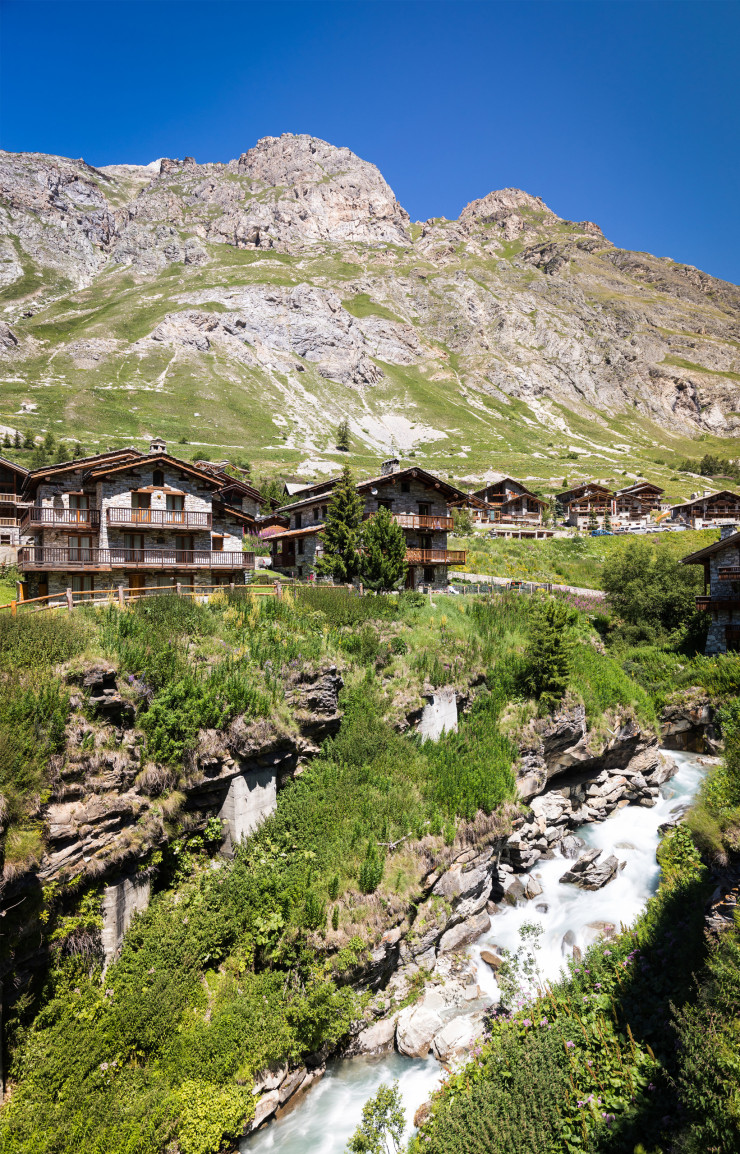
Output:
(315, 464), (363, 582)
(523, 599), (575, 714)
(360, 506), (407, 591)
(336, 417), (351, 452)
(14, 430), (21, 448)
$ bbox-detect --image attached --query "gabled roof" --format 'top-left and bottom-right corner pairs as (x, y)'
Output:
(0, 454), (29, 478)
(615, 481), (664, 496)
(671, 489), (740, 510)
(501, 493), (548, 508)
(84, 453), (226, 487)
(212, 499), (258, 528)
(24, 447), (142, 484)
(555, 482), (612, 501)
(269, 525), (324, 542)
(216, 479), (266, 505)
(355, 466), (468, 502)
(681, 531), (740, 564)
(473, 476), (538, 499)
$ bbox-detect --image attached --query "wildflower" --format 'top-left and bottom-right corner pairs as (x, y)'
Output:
(648, 1083), (655, 1091)
(603, 949), (611, 955)
(539, 1017), (548, 1027)
(595, 982), (602, 989)
(522, 1018), (532, 1027)
(565, 1040), (575, 1049)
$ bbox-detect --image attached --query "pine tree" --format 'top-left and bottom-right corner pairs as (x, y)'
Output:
(336, 418), (351, 452)
(14, 431), (21, 448)
(56, 441), (70, 462)
(360, 506), (407, 591)
(23, 431), (34, 450)
(2, 432), (10, 449)
(523, 599), (576, 714)
(604, 507), (612, 531)
(315, 464), (363, 582)
(43, 430), (56, 454)
(587, 508), (598, 531)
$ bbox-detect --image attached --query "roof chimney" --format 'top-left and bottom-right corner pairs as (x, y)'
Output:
(380, 457), (400, 477)
(720, 524), (738, 540)
(149, 437), (167, 454)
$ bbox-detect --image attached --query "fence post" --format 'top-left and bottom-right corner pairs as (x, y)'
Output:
(230, 581), (234, 592)
(16, 581), (23, 603)
(118, 584), (125, 608)
(359, 582), (364, 597)
(11, 599), (16, 618)
(176, 582), (182, 597)
(66, 588), (73, 612)
(276, 580), (282, 599)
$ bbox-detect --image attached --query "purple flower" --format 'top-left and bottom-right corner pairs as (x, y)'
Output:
(565, 1040), (575, 1049)
(648, 1083), (655, 1091)
(595, 982), (602, 989)
(522, 1018), (532, 1027)
(539, 1017), (548, 1027)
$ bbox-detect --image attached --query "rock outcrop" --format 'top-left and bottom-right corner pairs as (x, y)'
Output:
(1, 134), (739, 459)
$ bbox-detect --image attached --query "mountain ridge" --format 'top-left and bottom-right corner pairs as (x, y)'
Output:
(1, 133), (739, 491)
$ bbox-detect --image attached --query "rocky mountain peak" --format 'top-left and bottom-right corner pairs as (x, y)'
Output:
(460, 187), (557, 223)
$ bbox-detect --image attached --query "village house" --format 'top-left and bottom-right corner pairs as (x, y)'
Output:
(555, 482), (613, 529)
(17, 439), (260, 599)
(612, 481), (664, 527)
(0, 453), (29, 565)
(669, 488), (740, 529)
(471, 475), (548, 527)
(270, 458), (466, 588)
(681, 526), (740, 655)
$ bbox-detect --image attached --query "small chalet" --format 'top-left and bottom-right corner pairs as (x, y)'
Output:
(270, 458), (467, 588)
(555, 483), (612, 529)
(670, 489), (740, 529)
(471, 476), (548, 526)
(0, 454), (29, 564)
(681, 526), (740, 654)
(17, 439), (261, 598)
(612, 481), (664, 527)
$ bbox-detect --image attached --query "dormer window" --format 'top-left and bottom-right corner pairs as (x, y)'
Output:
(153, 469), (164, 487)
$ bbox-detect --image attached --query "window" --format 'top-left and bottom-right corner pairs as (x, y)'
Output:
(401, 482), (410, 493)
(166, 495), (184, 511)
(212, 535), (224, 552)
(152, 469), (164, 487)
(294, 511), (302, 529)
(69, 535), (93, 561)
(297, 539), (304, 555)
(0, 534), (10, 545)
(321, 505), (328, 519)
(424, 566), (435, 584)
(71, 575), (94, 593)
(418, 502), (431, 517)
(377, 498), (393, 511)
(69, 494), (89, 510)
(313, 507), (320, 521)
(131, 492), (151, 521)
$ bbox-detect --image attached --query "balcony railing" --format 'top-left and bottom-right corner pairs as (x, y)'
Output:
(406, 548), (466, 565)
(392, 514), (453, 531)
(696, 595), (740, 612)
(0, 492), (18, 503)
(21, 507), (101, 529)
(107, 508), (212, 528)
(0, 516), (17, 528)
(18, 547), (254, 571)
(718, 567), (740, 580)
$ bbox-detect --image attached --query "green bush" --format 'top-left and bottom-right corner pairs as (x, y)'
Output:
(358, 841), (384, 894)
(0, 611), (89, 671)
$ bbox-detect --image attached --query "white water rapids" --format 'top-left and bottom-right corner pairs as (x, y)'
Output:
(242, 750), (707, 1153)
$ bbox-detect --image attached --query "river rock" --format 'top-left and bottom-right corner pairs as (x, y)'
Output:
(560, 849), (621, 890)
(431, 1013), (486, 1062)
(252, 1062), (287, 1094)
(503, 878), (527, 906)
(278, 1066), (307, 1104)
(437, 912), (491, 954)
(525, 875), (543, 899)
(251, 1089), (280, 1129)
(560, 834), (586, 859)
(396, 1005), (444, 1057)
(353, 1014), (400, 1054)
(480, 948), (504, 970)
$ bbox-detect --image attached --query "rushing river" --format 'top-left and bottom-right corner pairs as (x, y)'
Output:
(243, 750), (707, 1153)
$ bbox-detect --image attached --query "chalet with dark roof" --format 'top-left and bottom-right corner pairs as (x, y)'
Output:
(18, 439), (258, 598)
(0, 454), (29, 564)
(670, 489), (740, 529)
(270, 458), (466, 588)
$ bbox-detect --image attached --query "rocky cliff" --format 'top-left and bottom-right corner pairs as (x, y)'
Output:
(1, 133), (739, 480)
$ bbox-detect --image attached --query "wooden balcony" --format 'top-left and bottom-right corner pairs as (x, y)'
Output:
(18, 547), (253, 571)
(0, 516), (17, 528)
(696, 595), (740, 612)
(392, 513), (453, 531)
(0, 492), (18, 504)
(21, 507), (101, 530)
(406, 548), (466, 565)
(107, 508), (212, 529)
(718, 567), (740, 580)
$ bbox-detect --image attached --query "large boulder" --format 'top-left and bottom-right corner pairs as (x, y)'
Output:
(396, 1005), (444, 1058)
(559, 849), (621, 890)
(438, 912), (491, 954)
(354, 1013), (399, 1055)
(431, 1014), (486, 1062)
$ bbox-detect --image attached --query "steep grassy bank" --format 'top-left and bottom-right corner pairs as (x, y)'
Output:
(0, 587), (659, 1154)
(452, 528), (718, 589)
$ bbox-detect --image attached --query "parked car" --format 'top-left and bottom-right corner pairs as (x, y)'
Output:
(590, 529), (613, 537)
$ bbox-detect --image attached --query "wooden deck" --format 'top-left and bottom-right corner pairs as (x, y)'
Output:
(18, 547), (254, 571)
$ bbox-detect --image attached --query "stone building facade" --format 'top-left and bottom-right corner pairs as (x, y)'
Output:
(670, 489), (740, 529)
(270, 459), (467, 589)
(18, 440), (259, 598)
(0, 454), (29, 565)
(682, 526), (740, 655)
(555, 482), (613, 529)
(472, 476), (547, 525)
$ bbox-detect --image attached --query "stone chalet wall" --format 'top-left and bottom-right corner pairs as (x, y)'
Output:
(26, 462), (247, 596)
(706, 539), (740, 655)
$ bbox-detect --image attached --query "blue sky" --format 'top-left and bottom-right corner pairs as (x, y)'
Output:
(1, 0), (739, 283)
